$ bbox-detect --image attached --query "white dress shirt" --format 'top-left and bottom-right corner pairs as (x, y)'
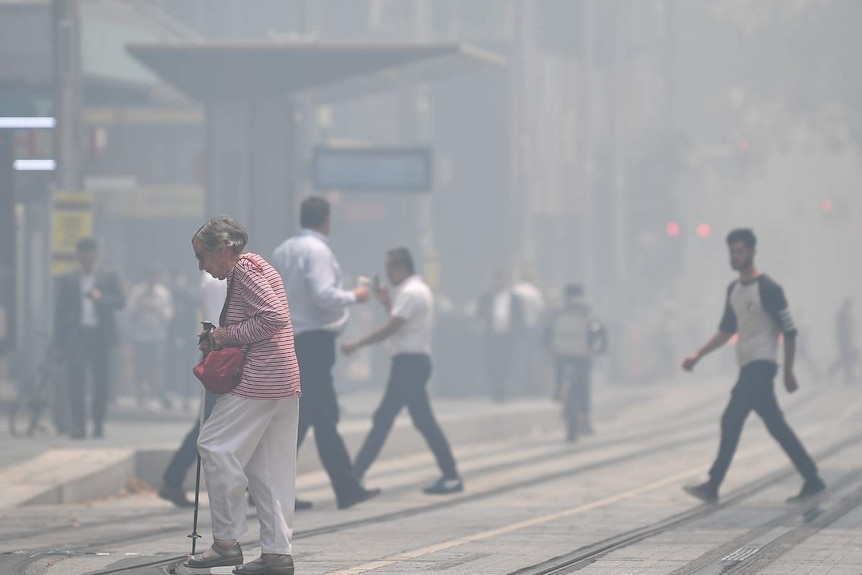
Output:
(271, 229), (357, 335)
(79, 274), (98, 327)
(388, 275), (434, 356)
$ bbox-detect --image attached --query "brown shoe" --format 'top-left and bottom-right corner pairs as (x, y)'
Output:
(233, 554), (294, 575)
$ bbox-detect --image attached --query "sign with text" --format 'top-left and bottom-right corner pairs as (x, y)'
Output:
(312, 146), (432, 192)
(52, 191), (92, 276)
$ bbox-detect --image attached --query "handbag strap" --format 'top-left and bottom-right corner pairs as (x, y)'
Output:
(219, 254), (263, 328)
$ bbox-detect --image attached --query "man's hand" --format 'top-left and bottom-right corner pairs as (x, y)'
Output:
(89, 288), (103, 301)
(681, 353), (700, 372)
(375, 284), (390, 306)
(341, 341), (359, 356)
(353, 286), (370, 303)
(784, 370), (799, 393)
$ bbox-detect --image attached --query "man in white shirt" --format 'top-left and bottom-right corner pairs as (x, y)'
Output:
(272, 196), (379, 510)
(127, 266), (174, 407)
(342, 248), (463, 495)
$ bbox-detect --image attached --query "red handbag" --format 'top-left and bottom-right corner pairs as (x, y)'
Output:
(193, 347), (245, 394)
(192, 256), (260, 394)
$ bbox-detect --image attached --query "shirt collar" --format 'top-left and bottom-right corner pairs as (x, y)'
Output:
(298, 228), (329, 244)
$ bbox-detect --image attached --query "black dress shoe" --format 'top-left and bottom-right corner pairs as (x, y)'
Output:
(423, 476), (464, 495)
(158, 484), (194, 508)
(184, 542), (243, 569)
(233, 554), (294, 575)
(337, 487), (381, 510)
(683, 482), (719, 504)
(295, 498), (313, 511)
(787, 478), (826, 503)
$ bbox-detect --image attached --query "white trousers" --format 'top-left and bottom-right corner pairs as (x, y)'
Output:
(198, 393), (299, 554)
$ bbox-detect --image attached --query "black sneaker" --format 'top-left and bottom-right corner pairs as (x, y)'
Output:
(423, 477), (464, 495)
(787, 478), (826, 503)
(683, 482), (718, 503)
(337, 487), (381, 510)
(295, 498), (313, 511)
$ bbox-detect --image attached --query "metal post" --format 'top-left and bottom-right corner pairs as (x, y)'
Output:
(48, 0), (82, 349)
(0, 132), (14, 355)
(414, 0), (438, 289)
(611, 0), (630, 382)
(579, 0), (595, 291)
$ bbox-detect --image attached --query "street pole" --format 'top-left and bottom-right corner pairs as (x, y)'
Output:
(50, 0), (82, 335)
(579, 0), (595, 292)
(611, 0), (630, 382)
(414, 0), (438, 290)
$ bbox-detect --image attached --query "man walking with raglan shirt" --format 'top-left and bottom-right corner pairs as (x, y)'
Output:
(681, 228), (825, 504)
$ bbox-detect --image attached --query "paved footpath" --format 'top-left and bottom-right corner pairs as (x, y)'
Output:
(1, 377), (860, 575)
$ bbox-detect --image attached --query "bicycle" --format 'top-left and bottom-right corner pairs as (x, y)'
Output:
(8, 336), (70, 437)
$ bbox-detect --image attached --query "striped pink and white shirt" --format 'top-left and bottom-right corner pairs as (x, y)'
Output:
(222, 253), (300, 399)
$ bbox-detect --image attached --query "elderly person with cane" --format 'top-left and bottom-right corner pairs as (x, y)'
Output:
(184, 217), (300, 575)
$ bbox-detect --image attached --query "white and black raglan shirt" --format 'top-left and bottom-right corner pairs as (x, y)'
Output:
(719, 274), (798, 368)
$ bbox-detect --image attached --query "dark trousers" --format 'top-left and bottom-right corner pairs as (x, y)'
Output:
(295, 330), (365, 503)
(162, 391), (217, 487)
(485, 334), (514, 402)
(556, 356), (591, 440)
(354, 354), (458, 480)
(67, 327), (111, 435)
(708, 360), (819, 487)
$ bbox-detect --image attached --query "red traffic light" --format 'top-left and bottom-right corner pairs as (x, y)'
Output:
(820, 198), (834, 213)
(696, 223), (712, 238)
(666, 221), (680, 237)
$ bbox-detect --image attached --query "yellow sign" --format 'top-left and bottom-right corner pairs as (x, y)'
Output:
(52, 191), (92, 276)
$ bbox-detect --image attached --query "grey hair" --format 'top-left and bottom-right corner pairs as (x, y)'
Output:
(193, 216), (248, 254)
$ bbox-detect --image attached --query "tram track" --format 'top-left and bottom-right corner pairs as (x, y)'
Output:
(508, 431), (862, 575)
(4, 392), (853, 575)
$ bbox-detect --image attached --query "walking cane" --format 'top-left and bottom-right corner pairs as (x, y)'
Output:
(188, 321), (214, 555)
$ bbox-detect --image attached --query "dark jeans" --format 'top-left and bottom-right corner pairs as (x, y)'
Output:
(354, 354), (458, 480)
(295, 330), (365, 503)
(556, 356), (591, 440)
(708, 360), (819, 488)
(162, 391), (217, 488)
(66, 327), (111, 435)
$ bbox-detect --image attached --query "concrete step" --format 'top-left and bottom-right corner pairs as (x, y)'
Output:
(0, 399), (561, 508)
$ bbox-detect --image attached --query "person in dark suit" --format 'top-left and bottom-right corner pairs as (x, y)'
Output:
(54, 238), (126, 438)
(477, 268), (526, 402)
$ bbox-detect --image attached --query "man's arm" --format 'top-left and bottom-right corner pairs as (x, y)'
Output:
(682, 331), (733, 371)
(761, 278), (800, 393)
(783, 335), (799, 392)
(684, 283), (738, 371)
(305, 247), (369, 307)
(342, 317), (406, 354)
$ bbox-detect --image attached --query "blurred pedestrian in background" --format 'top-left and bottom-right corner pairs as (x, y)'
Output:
(54, 237), (126, 439)
(476, 268), (526, 403)
(158, 270), (225, 508)
(127, 265), (173, 409)
(826, 298), (857, 384)
(546, 284), (605, 442)
(167, 269), (199, 405)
